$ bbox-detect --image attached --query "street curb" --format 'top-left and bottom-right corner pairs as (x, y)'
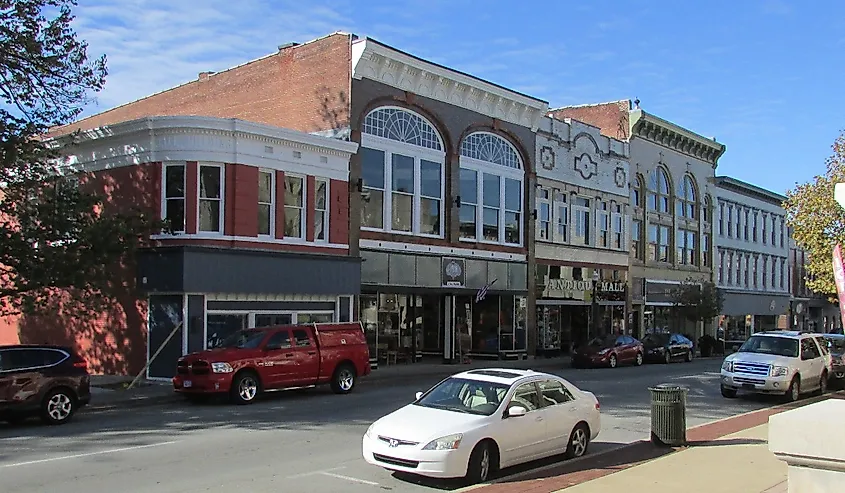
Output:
(84, 393), (183, 413)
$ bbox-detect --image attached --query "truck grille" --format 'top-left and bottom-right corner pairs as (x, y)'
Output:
(733, 362), (771, 376)
(372, 454), (419, 468)
(176, 360), (210, 375)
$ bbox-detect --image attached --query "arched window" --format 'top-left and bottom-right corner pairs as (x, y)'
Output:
(632, 174), (644, 209)
(703, 195), (712, 223)
(359, 107), (446, 236)
(647, 167), (671, 213)
(458, 132), (523, 245)
(676, 175), (697, 218)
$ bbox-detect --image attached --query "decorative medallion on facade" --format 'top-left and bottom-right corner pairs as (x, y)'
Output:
(363, 107), (443, 151)
(574, 153), (598, 180)
(540, 145), (555, 170)
(614, 166), (627, 188)
(460, 132), (521, 168)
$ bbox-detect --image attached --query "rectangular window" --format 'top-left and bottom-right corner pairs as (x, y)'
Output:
(688, 231), (698, 265)
(163, 164), (185, 232)
(537, 188), (551, 240)
(736, 208), (743, 239)
(741, 253), (748, 287)
(574, 197), (590, 246)
(771, 255), (777, 289)
(659, 225), (670, 262)
(752, 212), (758, 242)
(703, 233), (711, 267)
(718, 203), (724, 235)
(258, 170), (273, 236)
(482, 173), (501, 242)
(676, 229), (685, 265)
(504, 178), (521, 244)
(762, 214), (768, 245)
(198, 164), (223, 233)
(726, 251), (733, 284)
(612, 204), (623, 249)
(677, 229), (698, 265)
(735, 251), (740, 283)
(555, 192), (568, 242)
(420, 160), (442, 235)
(780, 258), (786, 289)
(632, 219), (642, 259)
(726, 205), (733, 238)
(459, 168), (477, 240)
(718, 250), (724, 284)
(744, 209), (750, 240)
(284, 175), (305, 239)
(752, 255), (758, 288)
(360, 147), (385, 229)
(780, 221), (785, 248)
(771, 216), (777, 245)
(762, 256), (769, 288)
(391, 154), (415, 233)
(648, 223), (658, 261)
(314, 179), (328, 241)
(633, 187), (640, 208)
(598, 201), (609, 248)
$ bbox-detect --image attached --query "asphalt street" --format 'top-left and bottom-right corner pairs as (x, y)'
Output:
(0, 359), (786, 492)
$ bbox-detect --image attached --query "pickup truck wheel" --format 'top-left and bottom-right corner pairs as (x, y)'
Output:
(231, 371), (260, 405)
(784, 376), (800, 403)
(331, 364), (356, 394)
(720, 385), (737, 398)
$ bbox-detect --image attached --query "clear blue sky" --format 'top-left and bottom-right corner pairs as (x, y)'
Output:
(72, 0), (844, 196)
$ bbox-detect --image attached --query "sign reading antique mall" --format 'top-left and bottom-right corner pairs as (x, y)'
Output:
(545, 279), (625, 293)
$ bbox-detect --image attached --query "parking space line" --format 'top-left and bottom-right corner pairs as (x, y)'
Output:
(286, 466), (346, 479)
(1, 441), (180, 468)
(318, 471), (380, 486)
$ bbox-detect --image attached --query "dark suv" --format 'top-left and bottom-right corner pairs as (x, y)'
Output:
(0, 345), (91, 425)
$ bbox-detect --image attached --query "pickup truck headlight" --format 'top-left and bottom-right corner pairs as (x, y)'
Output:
(211, 362), (234, 373)
(422, 433), (463, 451)
(771, 366), (789, 377)
(721, 360), (734, 372)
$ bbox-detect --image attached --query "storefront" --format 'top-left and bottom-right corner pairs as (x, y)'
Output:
(141, 246), (360, 380)
(719, 290), (790, 350)
(642, 280), (695, 336)
(535, 264), (627, 356)
(359, 249), (528, 367)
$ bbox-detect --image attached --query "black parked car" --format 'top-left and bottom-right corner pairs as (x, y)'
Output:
(0, 345), (91, 425)
(823, 334), (845, 388)
(641, 333), (695, 364)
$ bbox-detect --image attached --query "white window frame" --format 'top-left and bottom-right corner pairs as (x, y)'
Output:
(717, 250), (724, 284)
(314, 178), (330, 243)
(458, 156), (524, 247)
(702, 232), (711, 267)
(555, 191), (569, 243)
(536, 187), (551, 241)
(257, 169), (275, 238)
(762, 212), (768, 245)
(197, 163), (225, 235)
(612, 203), (623, 250)
(597, 201), (610, 248)
(361, 134), (446, 238)
(573, 196), (591, 246)
(161, 162), (186, 233)
(632, 218), (643, 259)
(283, 173), (307, 241)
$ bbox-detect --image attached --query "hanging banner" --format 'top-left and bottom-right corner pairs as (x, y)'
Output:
(832, 244), (845, 330)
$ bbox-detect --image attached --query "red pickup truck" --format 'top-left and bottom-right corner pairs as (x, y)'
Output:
(172, 322), (371, 405)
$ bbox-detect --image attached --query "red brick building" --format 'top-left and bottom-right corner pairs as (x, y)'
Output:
(10, 31), (552, 375)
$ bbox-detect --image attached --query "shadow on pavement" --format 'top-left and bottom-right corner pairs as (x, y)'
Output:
(687, 437), (767, 447)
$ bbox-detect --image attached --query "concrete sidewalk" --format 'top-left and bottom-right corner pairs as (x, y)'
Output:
(85, 355), (571, 411)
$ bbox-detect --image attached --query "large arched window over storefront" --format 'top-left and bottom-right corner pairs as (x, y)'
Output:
(458, 132), (524, 246)
(359, 106), (446, 237)
(647, 167), (671, 213)
(677, 174), (698, 219)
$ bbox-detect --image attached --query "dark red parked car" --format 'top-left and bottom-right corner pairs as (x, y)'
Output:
(0, 345), (91, 425)
(571, 334), (644, 369)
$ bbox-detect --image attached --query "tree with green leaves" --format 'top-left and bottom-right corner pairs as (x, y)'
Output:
(671, 277), (724, 325)
(0, 0), (162, 316)
(783, 131), (845, 297)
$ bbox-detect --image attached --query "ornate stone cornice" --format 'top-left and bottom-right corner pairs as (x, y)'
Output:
(351, 38), (549, 131)
(629, 109), (726, 166)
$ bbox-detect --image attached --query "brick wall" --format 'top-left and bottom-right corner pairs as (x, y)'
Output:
(551, 100), (632, 141)
(52, 33), (352, 136)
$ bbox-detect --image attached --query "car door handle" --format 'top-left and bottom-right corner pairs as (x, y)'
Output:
(535, 416), (544, 422)
(285, 353), (294, 358)
(307, 351), (316, 355)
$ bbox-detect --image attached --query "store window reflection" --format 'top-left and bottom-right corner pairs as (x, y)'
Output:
(207, 314), (247, 348)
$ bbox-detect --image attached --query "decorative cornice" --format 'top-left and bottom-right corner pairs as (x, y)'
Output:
(351, 38), (549, 131)
(629, 109), (726, 166)
(712, 175), (787, 205)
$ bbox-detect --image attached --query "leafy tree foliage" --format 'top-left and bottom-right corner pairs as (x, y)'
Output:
(783, 131), (845, 297)
(671, 277), (724, 324)
(0, 0), (161, 315)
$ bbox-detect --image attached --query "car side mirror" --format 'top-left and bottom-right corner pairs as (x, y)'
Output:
(506, 405), (527, 418)
(415, 391), (423, 400)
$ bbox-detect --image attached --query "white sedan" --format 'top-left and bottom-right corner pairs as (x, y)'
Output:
(361, 368), (601, 484)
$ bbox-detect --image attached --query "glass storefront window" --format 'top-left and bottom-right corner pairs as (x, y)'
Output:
(360, 295), (379, 362)
(254, 314), (293, 327)
(514, 296), (527, 351)
(207, 314), (247, 348)
(297, 313), (334, 324)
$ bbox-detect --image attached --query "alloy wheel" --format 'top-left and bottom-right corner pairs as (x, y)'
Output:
(571, 428), (587, 457)
(478, 447), (490, 481)
(609, 355), (617, 368)
(239, 376), (258, 401)
(636, 353), (643, 366)
(47, 393), (73, 421)
(338, 369), (354, 391)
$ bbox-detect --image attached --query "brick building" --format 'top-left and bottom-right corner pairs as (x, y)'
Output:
(19, 31), (553, 374)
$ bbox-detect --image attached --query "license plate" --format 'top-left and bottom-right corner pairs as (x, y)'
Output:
(742, 383), (755, 389)
(183, 380), (192, 388)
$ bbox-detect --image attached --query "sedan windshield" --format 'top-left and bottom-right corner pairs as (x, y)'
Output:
(738, 336), (798, 358)
(215, 329), (267, 349)
(415, 377), (510, 416)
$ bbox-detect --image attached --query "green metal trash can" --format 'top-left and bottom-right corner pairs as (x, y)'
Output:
(648, 384), (688, 446)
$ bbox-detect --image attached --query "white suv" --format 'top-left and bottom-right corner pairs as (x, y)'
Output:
(720, 331), (832, 402)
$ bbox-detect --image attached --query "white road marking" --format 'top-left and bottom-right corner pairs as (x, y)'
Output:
(318, 471), (380, 486)
(286, 466), (346, 479)
(0, 441), (180, 468)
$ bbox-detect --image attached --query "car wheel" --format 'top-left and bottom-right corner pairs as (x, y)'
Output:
(785, 376), (800, 403)
(609, 354), (617, 368)
(635, 352), (643, 366)
(820, 371), (829, 394)
(565, 423), (590, 459)
(720, 385), (737, 398)
(330, 363), (356, 394)
(230, 371), (261, 405)
(40, 388), (76, 425)
(465, 440), (497, 485)
(685, 350), (693, 362)
(664, 351), (672, 364)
